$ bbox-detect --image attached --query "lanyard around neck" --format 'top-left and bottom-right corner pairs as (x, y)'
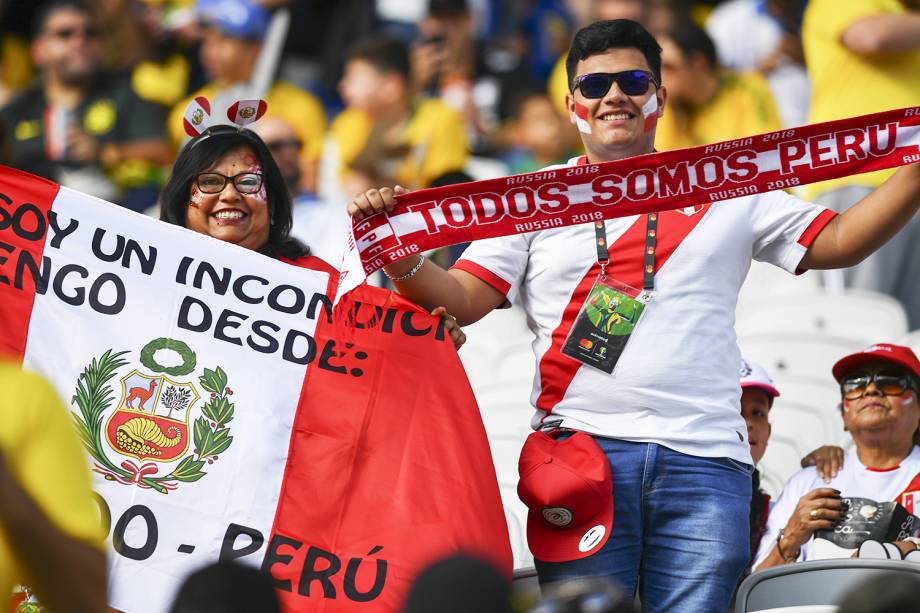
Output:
(593, 213), (658, 292)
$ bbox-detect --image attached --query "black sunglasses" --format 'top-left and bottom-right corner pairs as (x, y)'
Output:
(841, 372), (918, 401)
(573, 70), (658, 98)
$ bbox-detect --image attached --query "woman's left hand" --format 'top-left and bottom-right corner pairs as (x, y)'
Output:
(801, 445), (845, 483)
(431, 306), (466, 350)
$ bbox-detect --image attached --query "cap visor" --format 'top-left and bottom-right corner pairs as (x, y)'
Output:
(741, 382), (780, 398)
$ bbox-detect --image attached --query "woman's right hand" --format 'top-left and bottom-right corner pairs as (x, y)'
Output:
(347, 185), (409, 221)
(782, 487), (845, 552)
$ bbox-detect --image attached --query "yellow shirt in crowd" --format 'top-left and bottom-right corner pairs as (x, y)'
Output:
(654, 70), (781, 152)
(0, 363), (103, 601)
(548, 55), (570, 117)
(802, 0), (920, 199)
(169, 81), (327, 162)
(330, 99), (469, 189)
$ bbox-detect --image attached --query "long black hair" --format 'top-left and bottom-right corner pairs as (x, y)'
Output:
(159, 125), (309, 260)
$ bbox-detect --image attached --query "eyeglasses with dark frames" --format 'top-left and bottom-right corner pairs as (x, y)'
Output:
(572, 70), (658, 99)
(195, 172), (264, 195)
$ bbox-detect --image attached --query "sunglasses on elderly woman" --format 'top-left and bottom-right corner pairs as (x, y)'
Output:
(195, 172), (263, 194)
(572, 70), (658, 98)
(841, 372), (918, 400)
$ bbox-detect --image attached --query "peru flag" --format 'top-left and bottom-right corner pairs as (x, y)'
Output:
(0, 166), (511, 612)
(182, 96), (211, 137)
(641, 95), (659, 133)
(573, 101), (592, 135)
(227, 99), (268, 127)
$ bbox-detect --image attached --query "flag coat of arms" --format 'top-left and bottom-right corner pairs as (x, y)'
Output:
(0, 166), (511, 612)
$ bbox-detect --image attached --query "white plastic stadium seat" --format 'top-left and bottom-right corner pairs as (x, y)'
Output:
(488, 433), (527, 483)
(735, 289), (908, 345)
(769, 399), (841, 455)
(498, 480), (534, 569)
(739, 333), (863, 381)
(770, 375), (841, 417)
(459, 305), (533, 388)
(459, 306), (537, 571)
(737, 260), (821, 311)
(759, 430), (812, 489)
(476, 385), (535, 438)
(736, 559), (920, 613)
(901, 329), (920, 355)
(757, 464), (787, 500)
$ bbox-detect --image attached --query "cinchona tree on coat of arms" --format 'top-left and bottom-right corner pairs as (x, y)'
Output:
(71, 338), (235, 494)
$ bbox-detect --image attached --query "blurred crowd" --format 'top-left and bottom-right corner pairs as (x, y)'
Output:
(1, 0), (918, 320)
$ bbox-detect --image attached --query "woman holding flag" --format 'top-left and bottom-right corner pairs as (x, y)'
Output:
(159, 107), (466, 348)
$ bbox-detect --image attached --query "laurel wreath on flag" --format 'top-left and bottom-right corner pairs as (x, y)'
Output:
(139, 337), (197, 376)
(71, 347), (235, 494)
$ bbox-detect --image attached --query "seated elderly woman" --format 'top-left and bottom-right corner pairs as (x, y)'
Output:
(159, 123), (464, 346)
(753, 344), (920, 569)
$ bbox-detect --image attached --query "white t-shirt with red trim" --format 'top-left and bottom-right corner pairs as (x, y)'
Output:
(753, 446), (920, 567)
(453, 156), (836, 463)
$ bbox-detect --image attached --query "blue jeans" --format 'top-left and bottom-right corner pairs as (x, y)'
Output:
(534, 437), (752, 613)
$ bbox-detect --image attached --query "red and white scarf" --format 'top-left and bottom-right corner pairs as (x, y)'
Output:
(337, 106), (920, 303)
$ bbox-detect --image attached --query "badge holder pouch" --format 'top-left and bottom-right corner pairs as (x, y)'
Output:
(560, 215), (658, 374)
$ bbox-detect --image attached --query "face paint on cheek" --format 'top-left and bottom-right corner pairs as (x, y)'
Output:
(245, 165), (268, 201)
(573, 101), (592, 135)
(189, 186), (203, 207)
(642, 95), (659, 133)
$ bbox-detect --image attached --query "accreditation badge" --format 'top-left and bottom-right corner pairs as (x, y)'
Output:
(561, 277), (652, 374)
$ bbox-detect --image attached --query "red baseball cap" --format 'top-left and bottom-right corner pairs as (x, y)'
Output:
(832, 343), (920, 382)
(517, 430), (612, 562)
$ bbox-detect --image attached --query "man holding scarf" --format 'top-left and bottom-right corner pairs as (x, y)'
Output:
(348, 19), (920, 613)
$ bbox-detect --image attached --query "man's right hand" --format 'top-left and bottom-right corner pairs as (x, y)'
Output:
(348, 185), (409, 221)
(345, 186), (505, 327)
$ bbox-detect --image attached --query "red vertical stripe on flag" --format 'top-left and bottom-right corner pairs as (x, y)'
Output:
(535, 205), (712, 412)
(265, 284), (511, 610)
(0, 166), (60, 360)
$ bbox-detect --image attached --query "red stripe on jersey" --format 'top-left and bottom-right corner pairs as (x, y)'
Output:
(0, 167), (60, 360)
(866, 465), (900, 472)
(797, 209), (837, 248)
(534, 204), (712, 412)
(795, 209), (837, 275)
(452, 259), (513, 296)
